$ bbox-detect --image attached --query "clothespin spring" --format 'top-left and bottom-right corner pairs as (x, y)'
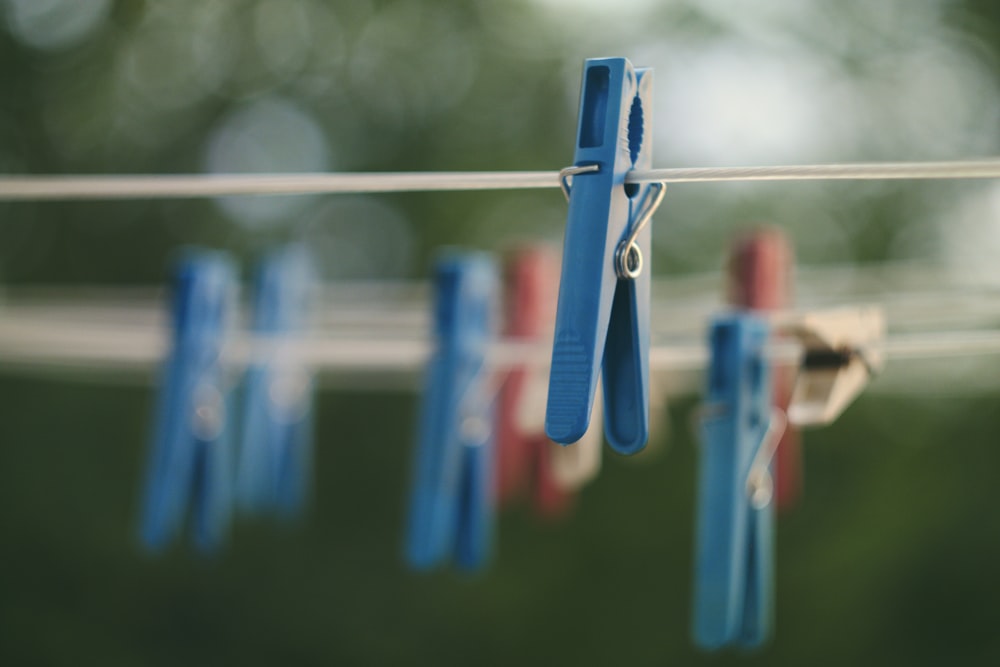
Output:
(614, 181), (665, 280)
(745, 409), (787, 510)
(457, 365), (505, 445)
(192, 382), (226, 441)
(558, 165), (667, 280)
(558, 164), (600, 200)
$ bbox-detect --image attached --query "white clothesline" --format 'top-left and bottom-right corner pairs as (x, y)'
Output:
(3, 276), (1000, 339)
(0, 317), (995, 374)
(3, 159), (1000, 201)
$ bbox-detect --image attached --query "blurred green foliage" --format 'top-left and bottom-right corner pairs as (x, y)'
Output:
(3, 0), (1000, 664)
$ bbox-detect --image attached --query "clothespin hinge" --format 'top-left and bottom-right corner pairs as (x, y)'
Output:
(558, 164), (667, 280)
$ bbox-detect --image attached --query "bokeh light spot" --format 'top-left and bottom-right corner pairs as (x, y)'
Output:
(4, 0), (110, 51)
(302, 197), (416, 281)
(205, 97), (331, 226)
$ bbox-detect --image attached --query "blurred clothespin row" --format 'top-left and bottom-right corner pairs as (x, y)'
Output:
(546, 56), (664, 456)
(406, 252), (498, 572)
(140, 250), (237, 554)
(727, 229), (801, 511)
(497, 247), (601, 519)
(236, 246), (317, 519)
(139, 246), (318, 554)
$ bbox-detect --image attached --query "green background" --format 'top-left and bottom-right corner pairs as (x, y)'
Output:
(3, 1), (1000, 665)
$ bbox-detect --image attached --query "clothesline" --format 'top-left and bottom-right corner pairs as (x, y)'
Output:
(2, 159), (1000, 200)
(4, 274), (1000, 337)
(0, 315), (995, 378)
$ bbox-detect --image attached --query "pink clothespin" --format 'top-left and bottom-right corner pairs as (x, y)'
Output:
(497, 247), (601, 518)
(727, 228), (802, 512)
(497, 247), (572, 517)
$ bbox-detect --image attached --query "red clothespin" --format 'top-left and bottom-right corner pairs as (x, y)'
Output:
(496, 247), (575, 518)
(727, 228), (802, 512)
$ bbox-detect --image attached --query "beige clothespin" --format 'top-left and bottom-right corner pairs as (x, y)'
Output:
(779, 306), (886, 426)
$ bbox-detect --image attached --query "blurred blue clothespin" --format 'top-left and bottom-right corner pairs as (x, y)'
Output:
(236, 246), (316, 518)
(140, 250), (237, 553)
(693, 313), (785, 650)
(406, 252), (498, 572)
(546, 56), (665, 455)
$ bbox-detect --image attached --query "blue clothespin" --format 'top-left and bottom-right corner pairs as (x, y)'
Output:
(236, 246), (315, 518)
(406, 252), (498, 572)
(693, 312), (783, 650)
(140, 250), (237, 553)
(545, 57), (665, 454)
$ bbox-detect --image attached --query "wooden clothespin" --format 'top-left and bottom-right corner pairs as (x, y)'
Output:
(780, 306), (885, 426)
(727, 228), (801, 510)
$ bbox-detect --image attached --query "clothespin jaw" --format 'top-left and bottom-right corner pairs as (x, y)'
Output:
(781, 306), (885, 426)
(546, 56), (659, 455)
(236, 245), (316, 518)
(140, 250), (236, 554)
(693, 313), (775, 650)
(406, 252), (498, 572)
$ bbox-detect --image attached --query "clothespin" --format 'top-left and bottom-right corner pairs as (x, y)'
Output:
(727, 229), (802, 510)
(497, 247), (568, 516)
(546, 56), (665, 455)
(236, 246), (316, 518)
(780, 306), (885, 426)
(140, 250), (237, 553)
(497, 247), (601, 518)
(693, 313), (784, 650)
(406, 252), (498, 571)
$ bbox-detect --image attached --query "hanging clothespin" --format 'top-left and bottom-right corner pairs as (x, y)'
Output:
(140, 250), (237, 553)
(406, 252), (498, 571)
(497, 247), (601, 519)
(236, 245), (316, 518)
(780, 306), (885, 426)
(727, 229), (802, 510)
(546, 56), (665, 455)
(693, 313), (784, 650)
